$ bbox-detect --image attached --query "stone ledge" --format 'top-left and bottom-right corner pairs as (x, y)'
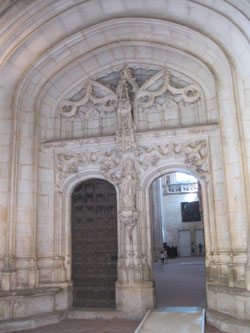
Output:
(0, 311), (66, 332)
(207, 283), (250, 297)
(0, 308), (143, 332)
(67, 307), (143, 320)
(206, 309), (250, 333)
(0, 287), (67, 321)
(0, 287), (62, 298)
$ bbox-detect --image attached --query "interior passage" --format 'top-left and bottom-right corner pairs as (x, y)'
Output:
(154, 256), (206, 307)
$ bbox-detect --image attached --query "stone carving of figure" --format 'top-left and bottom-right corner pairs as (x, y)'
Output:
(120, 158), (137, 211)
(116, 67), (137, 151)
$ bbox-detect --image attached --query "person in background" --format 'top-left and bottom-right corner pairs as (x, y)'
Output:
(198, 243), (203, 256)
(191, 242), (196, 256)
(164, 248), (168, 264)
(160, 251), (164, 264)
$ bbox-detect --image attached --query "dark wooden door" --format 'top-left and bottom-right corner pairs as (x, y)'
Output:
(72, 179), (117, 307)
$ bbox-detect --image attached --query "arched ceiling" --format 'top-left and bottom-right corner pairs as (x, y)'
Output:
(0, 0), (249, 142)
(0, 0), (249, 239)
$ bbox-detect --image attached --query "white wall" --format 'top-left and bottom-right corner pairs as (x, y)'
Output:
(162, 192), (204, 256)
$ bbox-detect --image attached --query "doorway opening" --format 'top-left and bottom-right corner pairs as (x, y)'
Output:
(71, 179), (118, 308)
(150, 171), (206, 307)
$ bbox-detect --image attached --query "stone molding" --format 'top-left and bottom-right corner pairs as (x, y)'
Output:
(40, 123), (218, 151)
(55, 137), (209, 192)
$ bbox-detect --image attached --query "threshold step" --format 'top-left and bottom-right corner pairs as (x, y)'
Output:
(135, 307), (205, 333)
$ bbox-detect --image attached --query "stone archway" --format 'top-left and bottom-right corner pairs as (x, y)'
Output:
(150, 171), (204, 259)
(71, 178), (117, 308)
(48, 66), (214, 317)
(149, 171), (206, 306)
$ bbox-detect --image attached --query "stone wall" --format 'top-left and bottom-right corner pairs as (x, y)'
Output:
(0, 1), (250, 332)
(151, 176), (204, 257)
(162, 192), (203, 250)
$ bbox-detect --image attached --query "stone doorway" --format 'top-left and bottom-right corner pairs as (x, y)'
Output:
(71, 179), (118, 307)
(150, 171), (206, 307)
(150, 172), (204, 260)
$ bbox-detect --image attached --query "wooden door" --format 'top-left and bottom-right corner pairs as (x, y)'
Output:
(72, 179), (117, 307)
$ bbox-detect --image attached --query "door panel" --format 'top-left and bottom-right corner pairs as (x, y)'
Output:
(195, 229), (204, 255)
(178, 230), (191, 256)
(72, 179), (117, 307)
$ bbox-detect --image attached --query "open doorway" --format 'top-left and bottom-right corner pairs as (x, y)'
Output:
(150, 172), (206, 307)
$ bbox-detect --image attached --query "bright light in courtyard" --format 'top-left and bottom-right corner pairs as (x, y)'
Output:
(176, 172), (197, 183)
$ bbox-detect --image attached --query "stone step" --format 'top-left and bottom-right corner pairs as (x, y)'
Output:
(67, 307), (141, 320)
(0, 311), (66, 332)
(135, 307), (205, 333)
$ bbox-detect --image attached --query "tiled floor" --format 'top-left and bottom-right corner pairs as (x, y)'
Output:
(11, 257), (224, 332)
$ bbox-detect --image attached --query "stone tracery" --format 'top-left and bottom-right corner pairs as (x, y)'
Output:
(57, 66), (205, 141)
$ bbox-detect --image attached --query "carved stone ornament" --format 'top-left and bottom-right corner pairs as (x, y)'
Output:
(58, 66), (201, 125)
(54, 66), (209, 257)
(120, 158), (137, 211)
(55, 139), (209, 191)
(55, 66), (208, 196)
(135, 69), (201, 111)
(120, 211), (138, 239)
(120, 212), (138, 228)
(59, 80), (117, 119)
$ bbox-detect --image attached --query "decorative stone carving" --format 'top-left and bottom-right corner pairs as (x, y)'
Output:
(120, 211), (138, 240)
(59, 80), (117, 119)
(139, 139), (209, 178)
(55, 67), (209, 250)
(134, 69), (203, 130)
(57, 66), (204, 140)
(115, 67), (137, 151)
(120, 158), (137, 211)
(185, 140), (208, 177)
(55, 139), (209, 191)
(135, 69), (201, 110)
(56, 151), (102, 190)
(99, 149), (122, 182)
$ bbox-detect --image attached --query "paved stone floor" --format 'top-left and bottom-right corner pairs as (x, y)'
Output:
(12, 319), (222, 332)
(15, 319), (140, 332)
(153, 256), (207, 307)
(12, 257), (223, 332)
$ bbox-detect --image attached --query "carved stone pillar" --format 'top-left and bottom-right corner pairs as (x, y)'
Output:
(150, 179), (163, 262)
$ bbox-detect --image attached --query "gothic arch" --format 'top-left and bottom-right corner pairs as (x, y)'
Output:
(58, 171), (120, 282)
(0, 1), (250, 331)
(140, 162), (212, 265)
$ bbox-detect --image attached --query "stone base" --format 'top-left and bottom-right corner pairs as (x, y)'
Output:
(0, 311), (65, 333)
(0, 285), (71, 321)
(67, 308), (143, 320)
(116, 281), (155, 317)
(0, 308), (143, 332)
(207, 283), (250, 321)
(206, 310), (250, 333)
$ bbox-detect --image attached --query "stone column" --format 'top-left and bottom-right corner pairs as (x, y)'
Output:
(116, 157), (155, 316)
(150, 178), (163, 262)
